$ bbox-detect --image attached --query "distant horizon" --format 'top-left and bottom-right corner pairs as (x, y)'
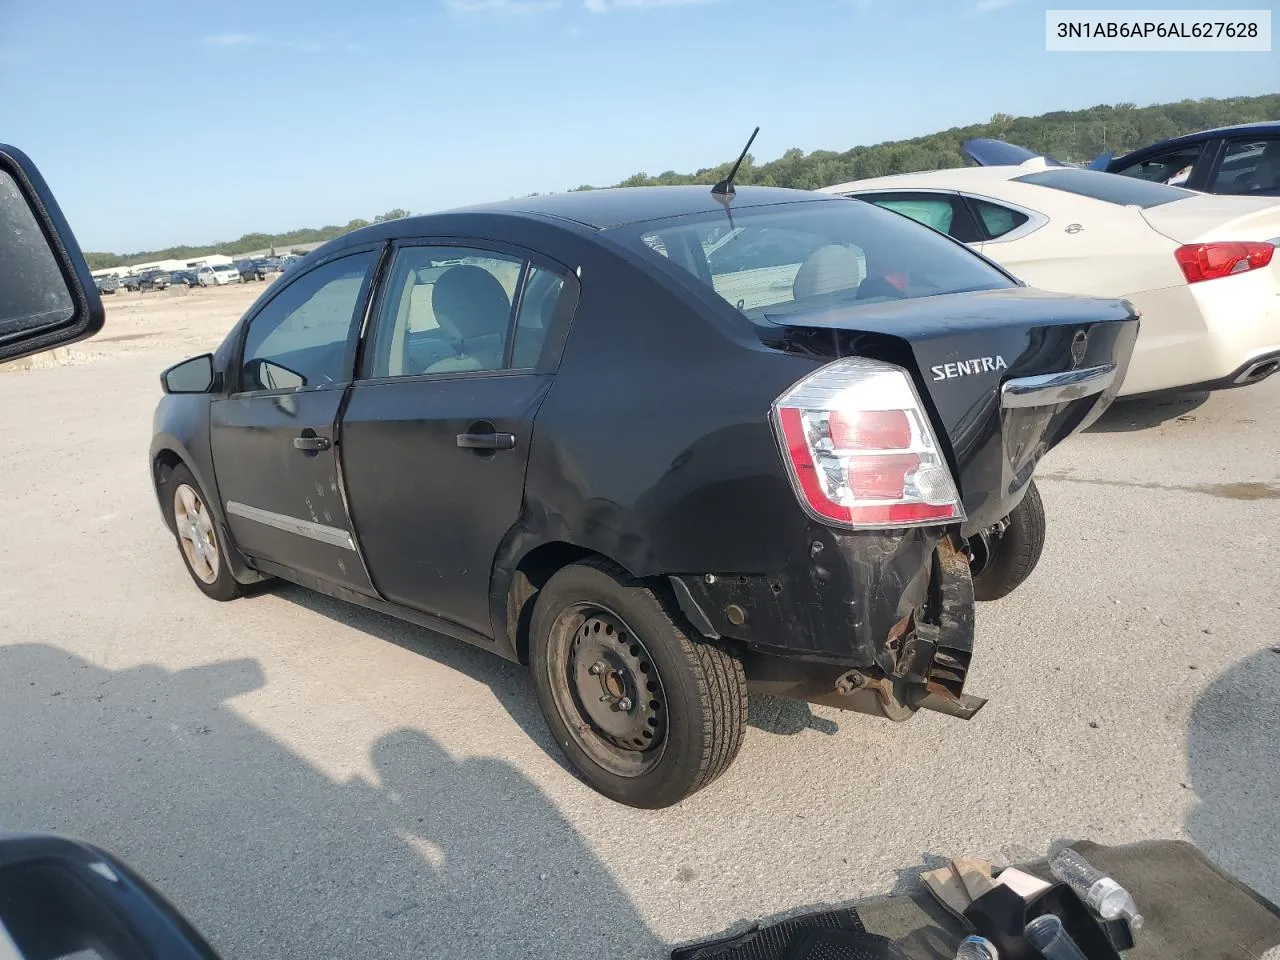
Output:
(78, 89), (1278, 264)
(7, 0), (1275, 253)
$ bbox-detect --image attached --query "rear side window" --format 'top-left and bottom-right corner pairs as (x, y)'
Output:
(970, 199), (1030, 239)
(365, 246), (566, 378)
(1013, 168), (1193, 208)
(1209, 138), (1280, 195)
(1112, 143), (1203, 186)
(860, 192), (985, 244)
(606, 199), (1013, 320)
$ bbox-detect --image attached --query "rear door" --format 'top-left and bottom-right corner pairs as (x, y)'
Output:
(339, 242), (575, 639)
(210, 247), (380, 592)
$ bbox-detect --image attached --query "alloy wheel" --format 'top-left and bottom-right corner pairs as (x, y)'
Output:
(173, 483), (219, 584)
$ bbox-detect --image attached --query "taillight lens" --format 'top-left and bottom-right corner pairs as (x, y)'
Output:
(1175, 241), (1275, 284)
(771, 357), (965, 529)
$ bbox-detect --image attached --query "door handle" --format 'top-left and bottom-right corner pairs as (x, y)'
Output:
(456, 432), (516, 451)
(293, 435), (331, 452)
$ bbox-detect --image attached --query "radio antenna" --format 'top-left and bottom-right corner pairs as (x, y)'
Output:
(711, 126), (760, 199)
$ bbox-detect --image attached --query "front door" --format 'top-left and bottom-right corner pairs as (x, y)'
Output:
(339, 243), (571, 638)
(210, 248), (380, 592)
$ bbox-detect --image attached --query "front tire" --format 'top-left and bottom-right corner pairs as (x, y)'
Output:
(529, 560), (747, 808)
(162, 464), (241, 601)
(972, 479), (1046, 601)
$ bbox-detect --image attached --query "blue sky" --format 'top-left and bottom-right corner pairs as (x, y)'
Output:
(1, 0), (1274, 251)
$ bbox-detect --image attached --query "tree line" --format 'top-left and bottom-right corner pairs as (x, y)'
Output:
(85, 209), (411, 271)
(568, 94), (1278, 193)
(86, 94), (1277, 270)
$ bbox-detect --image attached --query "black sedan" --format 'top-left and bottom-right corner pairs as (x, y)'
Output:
(1100, 121), (1280, 196)
(150, 185), (1137, 807)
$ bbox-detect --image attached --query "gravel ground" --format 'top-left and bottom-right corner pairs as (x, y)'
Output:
(0, 319), (1276, 959)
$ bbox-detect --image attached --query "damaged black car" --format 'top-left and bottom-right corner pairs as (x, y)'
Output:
(150, 184), (1138, 808)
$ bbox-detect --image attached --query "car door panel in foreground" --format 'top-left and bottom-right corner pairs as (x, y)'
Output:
(151, 186), (1138, 807)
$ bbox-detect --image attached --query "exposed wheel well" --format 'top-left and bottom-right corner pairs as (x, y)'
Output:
(509, 543), (650, 664)
(153, 449), (184, 529)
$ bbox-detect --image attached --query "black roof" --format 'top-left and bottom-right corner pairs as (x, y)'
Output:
(441, 185), (832, 230)
(1110, 121), (1280, 165)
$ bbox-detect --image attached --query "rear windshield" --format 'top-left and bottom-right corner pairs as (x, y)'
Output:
(605, 198), (1013, 322)
(1012, 168), (1194, 208)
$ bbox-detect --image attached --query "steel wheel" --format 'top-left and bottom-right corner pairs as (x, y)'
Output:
(173, 482), (219, 584)
(546, 603), (669, 779)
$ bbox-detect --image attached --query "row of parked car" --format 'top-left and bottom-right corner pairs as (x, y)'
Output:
(94, 255), (303, 296)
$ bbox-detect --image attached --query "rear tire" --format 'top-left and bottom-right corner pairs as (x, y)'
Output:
(161, 464), (241, 602)
(972, 479), (1046, 601)
(529, 559), (747, 808)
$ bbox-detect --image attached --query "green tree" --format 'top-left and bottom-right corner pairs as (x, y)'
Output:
(82, 94), (1279, 264)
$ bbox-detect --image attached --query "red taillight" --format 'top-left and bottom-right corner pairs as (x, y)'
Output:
(772, 358), (964, 530)
(1175, 241), (1275, 284)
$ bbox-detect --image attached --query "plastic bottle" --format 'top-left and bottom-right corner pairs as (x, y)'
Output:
(954, 935), (998, 960)
(1049, 848), (1145, 930)
(1024, 914), (1089, 960)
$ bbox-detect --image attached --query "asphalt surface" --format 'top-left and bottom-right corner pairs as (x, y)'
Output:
(1, 353), (1276, 960)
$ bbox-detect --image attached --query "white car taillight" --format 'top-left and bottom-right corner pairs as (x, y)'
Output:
(771, 357), (965, 529)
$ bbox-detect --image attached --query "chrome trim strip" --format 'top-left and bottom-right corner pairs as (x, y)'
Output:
(1001, 362), (1117, 408)
(224, 501), (356, 551)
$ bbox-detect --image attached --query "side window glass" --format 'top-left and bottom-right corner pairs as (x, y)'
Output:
(1210, 138), (1280, 194)
(239, 251), (375, 391)
(1114, 144), (1202, 185)
(368, 246), (523, 378)
(512, 266), (565, 369)
(971, 199), (1030, 239)
(868, 194), (955, 234)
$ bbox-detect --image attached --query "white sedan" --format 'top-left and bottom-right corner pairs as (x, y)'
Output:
(821, 162), (1280, 396)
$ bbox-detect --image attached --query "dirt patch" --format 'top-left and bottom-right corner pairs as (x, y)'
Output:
(2, 281), (272, 373)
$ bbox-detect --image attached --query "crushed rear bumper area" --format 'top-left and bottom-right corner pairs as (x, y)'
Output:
(669, 530), (986, 721)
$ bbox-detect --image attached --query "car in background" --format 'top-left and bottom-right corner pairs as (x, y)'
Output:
(1099, 122), (1280, 197)
(236, 259), (267, 282)
(150, 185), (1138, 807)
(171, 270), (199, 288)
(139, 269), (171, 292)
(119, 273), (144, 292)
(196, 263), (242, 286)
(823, 161), (1280, 396)
(94, 274), (119, 295)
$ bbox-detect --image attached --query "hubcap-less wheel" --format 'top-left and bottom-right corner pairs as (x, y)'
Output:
(550, 605), (668, 778)
(173, 483), (219, 584)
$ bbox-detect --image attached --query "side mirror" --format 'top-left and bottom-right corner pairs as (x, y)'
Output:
(0, 144), (105, 364)
(0, 833), (222, 959)
(161, 354), (219, 394)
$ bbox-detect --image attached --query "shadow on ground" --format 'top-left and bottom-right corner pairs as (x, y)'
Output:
(1085, 390), (1210, 433)
(268, 583), (844, 749)
(0, 643), (662, 960)
(1185, 646), (1280, 902)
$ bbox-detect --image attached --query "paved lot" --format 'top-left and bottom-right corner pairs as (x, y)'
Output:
(1, 329), (1276, 959)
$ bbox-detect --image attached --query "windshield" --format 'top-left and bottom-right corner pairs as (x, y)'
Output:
(213, 264), (235, 272)
(605, 199), (1013, 323)
(1012, 167), (1195, 207)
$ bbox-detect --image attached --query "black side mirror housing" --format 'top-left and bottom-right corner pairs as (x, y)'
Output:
(161, 354), (220, 394)
(0, 833), (222, 959)
(0, 144), (105, 364)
